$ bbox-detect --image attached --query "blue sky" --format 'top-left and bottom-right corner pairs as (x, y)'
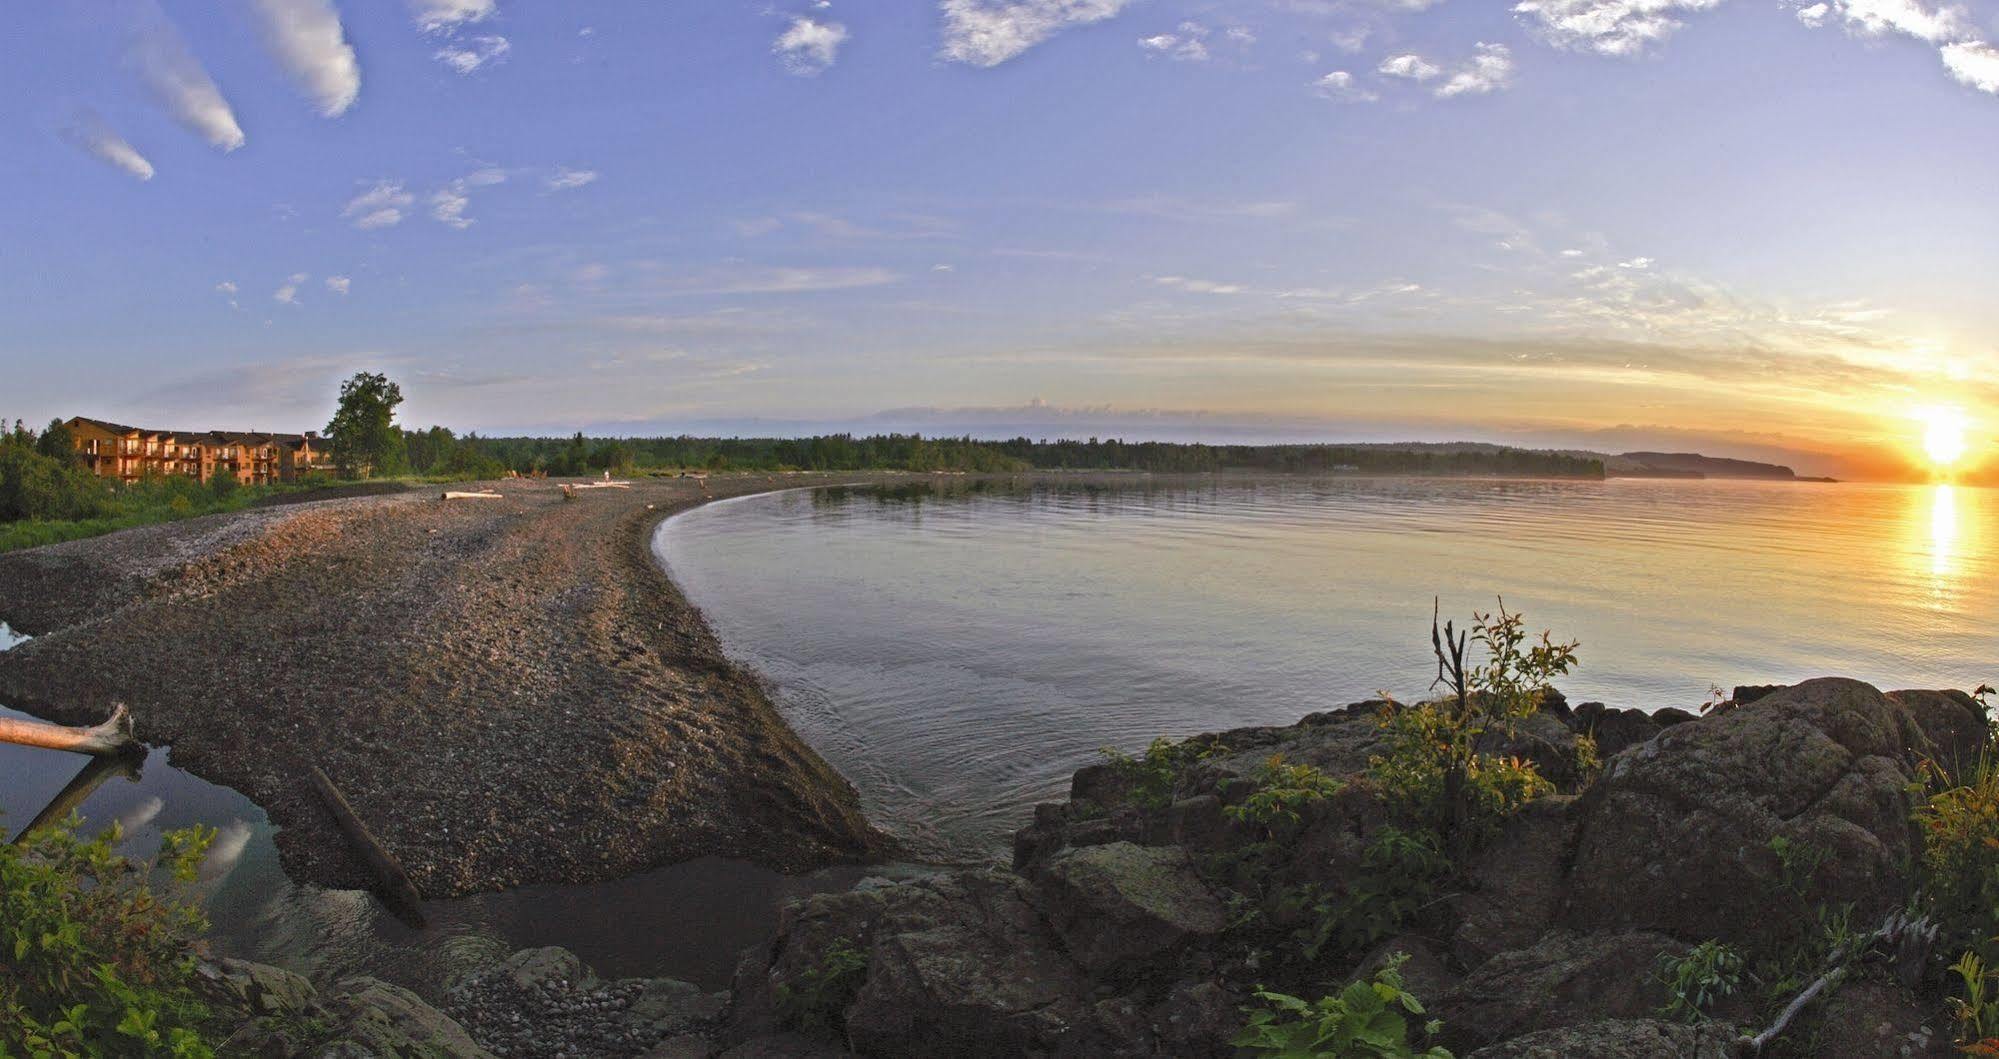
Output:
(4, 0), (1997, 476)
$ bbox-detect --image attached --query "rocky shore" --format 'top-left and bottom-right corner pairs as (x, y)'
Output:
(188, 675), (1986, 1056)
(0, 473), (901, 895)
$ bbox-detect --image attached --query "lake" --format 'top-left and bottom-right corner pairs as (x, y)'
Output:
(656, 475), (1996, 862)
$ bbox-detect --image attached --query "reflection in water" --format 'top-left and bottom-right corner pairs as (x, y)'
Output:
(1931, 484), (1958, 579)
(665, 477), (1999, 862)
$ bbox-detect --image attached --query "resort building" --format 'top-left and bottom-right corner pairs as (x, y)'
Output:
(64, 417), (333, 485)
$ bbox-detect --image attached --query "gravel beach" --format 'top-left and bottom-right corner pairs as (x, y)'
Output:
(0, 473), (900, 896)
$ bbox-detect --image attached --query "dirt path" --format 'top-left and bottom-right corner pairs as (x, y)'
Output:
(0, 473), (904, 896)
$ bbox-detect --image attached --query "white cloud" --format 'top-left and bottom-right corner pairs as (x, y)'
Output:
(128, 13), (246, 151)
(664, 266), (901, 296)
(546, 166), (598, 190)
(464, 166), (508, 186)
(431, 184), (473, 228)
(247, 0), (361, 117)
(1796, 2), (1830, 24)
(1139, 21), (1228, 61)
(774, 16), (848, 75)
(274, 278), (301, 304)
(938, 0), (1137, 67)
(59, 111), (155, 181)
(1830, 0), (1971, 42)
(343, 181), (413, 229)
(1435, 42), (1515, 97)
(409, 0), (494, 33)
(1511, 0), (1724, 57)
(326, 275), (351, 295)
(1313, 70), (1379, 102)
(435, 34), (511, 73)
(1153, 275), (1245, 294)
(216, 281), (239, 294)
(1943, 39), (1999, 91)
(1619, 256), (1655, 269)
(1378, 53), (1442, 80)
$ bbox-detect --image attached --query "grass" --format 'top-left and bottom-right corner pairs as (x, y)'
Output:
(0, 477), (384, 554)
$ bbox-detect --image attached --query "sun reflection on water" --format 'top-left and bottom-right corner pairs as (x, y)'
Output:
(1932, 484), (1958, 578)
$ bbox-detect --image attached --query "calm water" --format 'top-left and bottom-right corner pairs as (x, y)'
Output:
(657, 476), (1998, 862)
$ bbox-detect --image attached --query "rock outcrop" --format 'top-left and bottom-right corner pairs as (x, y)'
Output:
(723, 677), (1983, 1057)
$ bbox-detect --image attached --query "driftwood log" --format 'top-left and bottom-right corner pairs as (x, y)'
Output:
(0, 703), (139, 757)
(441, 490), (503, 500)
(307, 766), (428, 928)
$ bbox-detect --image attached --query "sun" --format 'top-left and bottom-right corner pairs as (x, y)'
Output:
(1921, 405), (1970, 469)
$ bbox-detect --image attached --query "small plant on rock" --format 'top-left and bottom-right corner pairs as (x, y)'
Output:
(1949, 951), (1999, 1054)
(774, 937), (869, 1044)
(1288, 827), (1448, 963)
(1100, 737), (1210, 810)
(1234, 954), (1452, 1058)
(1655, 940), (1745, 1023)
(1369, 600), (1574, 859)
(1914, 753), (1999, 959)
(1226, 756), (1346, 835)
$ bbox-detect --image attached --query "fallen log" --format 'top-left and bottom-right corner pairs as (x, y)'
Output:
(307, 766), (427, 928)
(11, 754), (140, 844)
(572, 482), (631, 490)
(441, 491), (503, 500)
(0, 703), (139, 758)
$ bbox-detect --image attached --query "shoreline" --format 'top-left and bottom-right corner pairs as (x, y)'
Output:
(0, 471), (916, 897)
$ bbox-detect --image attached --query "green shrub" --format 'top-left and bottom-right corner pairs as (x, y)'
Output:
(1226, 756), (1345, 833)
(1368, 601), (1572, 856)
(774, 938), (869, 1043)
(1234, 954), (1452, 1058)
(1100, 737), (1211, 810)
(1914, 753), (1999, 958)
(1949, 951), (1999, 1054)
(0, 815), (217, 1058)
(1655, 940), (1744, 1023)
(1290, 827), (1450, 962)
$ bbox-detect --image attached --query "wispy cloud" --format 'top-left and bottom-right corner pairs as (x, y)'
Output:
(1137, 21), (1243, 62)
(59, 109), (155, 181)
(1828, 0), (1971, 42)
(1153, 275), (1246, 294)
(1436, 43), (1515, 97)
(343, 181), (413, 229)
(1512, 0), (1723, 57)
(435, 34), (511, 73)
(939, 0), (1137, 67)
(1378, 53), (1442, 80)
(661, 266), (901, 296)
(1103, 196), (1298, 221)
(409, 0), (494, 33)
(325, 275), (351, 295)
(247, 0), (361, 117)
(127, 7), (245, 151)
(774, 17), (848, 75)
(546, 166), (598, 191)
(1313, 70), (1378, 102)
(431, 183), (473, 228)
(274, 273), (306, 304)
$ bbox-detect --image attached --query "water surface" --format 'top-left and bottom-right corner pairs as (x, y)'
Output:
(657, 476), (1996, 861)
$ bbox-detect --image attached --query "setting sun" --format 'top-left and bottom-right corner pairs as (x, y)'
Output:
(1922, 406), (1970, 469)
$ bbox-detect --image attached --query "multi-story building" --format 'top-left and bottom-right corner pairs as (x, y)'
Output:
(65, 417), (333, 485)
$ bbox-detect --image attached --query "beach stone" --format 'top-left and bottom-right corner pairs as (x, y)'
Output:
(1561, 679), (1929, 959)
(1464, 1018), (1739, 1058)
(1439, 930), (1684, 1049)
(1033, 841), (1226, 971)
(319, 976), (494, 1058)
(503, 945), (590, 992)
(628, 978), (730, 1037)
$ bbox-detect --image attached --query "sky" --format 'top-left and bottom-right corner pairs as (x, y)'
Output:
(4, 0), (1998, 479)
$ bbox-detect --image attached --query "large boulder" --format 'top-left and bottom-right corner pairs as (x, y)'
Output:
(1464, 1018), (1739, 1058)
(1568, 703), (1664, 759)
(315, 976), (495, 1058)
(1034, 842), (1226, 971)
(1439, 929), (1685, 1050)
(1451, 796), (1579, 965)
(1561, 679), (1931, 958)
(1887, 689), (1989, 781)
